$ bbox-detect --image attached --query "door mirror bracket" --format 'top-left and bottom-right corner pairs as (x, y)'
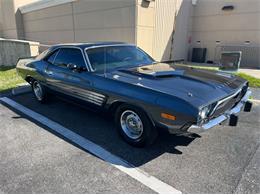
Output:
(67, 63), (78, 70)
(67, 63), (87, 72)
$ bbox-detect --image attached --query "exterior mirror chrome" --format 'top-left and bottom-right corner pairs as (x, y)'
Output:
(67, 63), (79, 70)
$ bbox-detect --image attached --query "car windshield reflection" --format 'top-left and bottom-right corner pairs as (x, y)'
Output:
(86, 45), (155, 73)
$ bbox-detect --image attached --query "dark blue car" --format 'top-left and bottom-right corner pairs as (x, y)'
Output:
(16, 42), (252, 147)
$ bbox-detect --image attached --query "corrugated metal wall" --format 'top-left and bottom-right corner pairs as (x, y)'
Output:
(22, 0), (136, 45)
(152, 0), (176, 61)
(151, 0), (192, 61)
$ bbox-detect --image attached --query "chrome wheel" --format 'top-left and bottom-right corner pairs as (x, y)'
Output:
(120, 110), (143, 140)
(33, 81), (43, 101)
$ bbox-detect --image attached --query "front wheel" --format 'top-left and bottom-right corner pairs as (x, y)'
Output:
(32, 80), (47, 103)
(115, 104), (158, 147)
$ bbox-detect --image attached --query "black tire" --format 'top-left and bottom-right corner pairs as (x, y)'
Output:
(32, 80), (48, 103)
(115, 104), (158, 147)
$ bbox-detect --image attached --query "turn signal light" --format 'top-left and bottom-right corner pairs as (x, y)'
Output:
(161, 113), (176, 121)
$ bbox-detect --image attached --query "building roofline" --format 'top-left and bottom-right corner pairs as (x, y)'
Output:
(0, 38), (39, 45)
(19, 0), (75, 14)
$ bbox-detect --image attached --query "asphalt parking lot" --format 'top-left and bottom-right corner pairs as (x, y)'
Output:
(0, 91), (259, 193)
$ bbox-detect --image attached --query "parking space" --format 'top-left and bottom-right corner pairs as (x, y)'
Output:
(0, 92), (259, 193)
(0, 102), (154, 193)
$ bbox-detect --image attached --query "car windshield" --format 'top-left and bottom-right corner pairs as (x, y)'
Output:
(86, 45), (154, 72)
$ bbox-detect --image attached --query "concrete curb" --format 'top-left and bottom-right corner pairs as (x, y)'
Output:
(11, 84), (31, 95)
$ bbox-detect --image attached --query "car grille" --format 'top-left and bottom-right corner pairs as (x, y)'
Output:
(210, 84), (248, 118)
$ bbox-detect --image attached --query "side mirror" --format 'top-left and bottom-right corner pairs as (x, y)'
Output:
(67, 63), (79, 71)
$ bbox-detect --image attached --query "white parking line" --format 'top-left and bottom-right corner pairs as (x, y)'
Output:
(0, 97), (181, 194)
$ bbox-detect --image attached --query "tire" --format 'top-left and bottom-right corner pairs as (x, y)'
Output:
(115, 104), (158, 147)
(32, 80), (47, 103)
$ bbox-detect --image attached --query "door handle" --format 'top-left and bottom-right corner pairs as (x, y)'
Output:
(45, 70), (53, 75)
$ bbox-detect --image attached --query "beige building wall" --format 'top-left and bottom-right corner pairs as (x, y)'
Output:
(152, 0), (176, 61)
(136, 0), (191, 61)
(22, 0), (136, 45)
(14, 0), (38, 39)
(0, 0), (17, 38)
(172, 0), (193, 61)
(2, 0), (260, 65)
(153, 0), (193, 61)
(0, 0), (192, 62)
(13, 0), (38, 11)
(136, 0), (155, 56)
(0, 0), (37, 39)
(0, 2), (2, 36)
(22, 2), (75, 44)
(190, 0), (260, 62)
(21, 0), (175, 60)
(73, 0), (136, 43)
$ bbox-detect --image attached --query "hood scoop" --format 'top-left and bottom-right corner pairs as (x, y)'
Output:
(151, 70), (177, 78)
(120, 64), (185, 78)
(138, 68), (185, 78)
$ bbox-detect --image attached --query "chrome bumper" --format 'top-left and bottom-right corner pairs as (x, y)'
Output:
(189, 90), (252, 132)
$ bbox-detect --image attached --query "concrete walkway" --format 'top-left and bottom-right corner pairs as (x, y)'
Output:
(239, 69), (260, 78)
(251, 88), (260, 100)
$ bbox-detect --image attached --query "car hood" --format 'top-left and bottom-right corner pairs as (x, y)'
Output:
(106, 63), (247, 107)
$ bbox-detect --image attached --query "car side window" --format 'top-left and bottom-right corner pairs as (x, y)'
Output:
(53, 48), (86, 68)
(46, 50), (59, 64)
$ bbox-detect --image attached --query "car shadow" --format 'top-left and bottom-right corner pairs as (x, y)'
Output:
(6, 93), (200, 167)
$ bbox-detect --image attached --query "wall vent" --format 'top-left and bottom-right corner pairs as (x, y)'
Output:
(222, 5), (234, 11)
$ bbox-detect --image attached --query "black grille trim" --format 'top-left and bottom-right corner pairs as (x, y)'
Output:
(210, 84), (248, 118)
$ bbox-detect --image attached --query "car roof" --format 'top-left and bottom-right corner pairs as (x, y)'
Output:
(50, 42), (131, 50)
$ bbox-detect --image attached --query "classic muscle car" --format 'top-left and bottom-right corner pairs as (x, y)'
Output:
(16, 42), (252, 147)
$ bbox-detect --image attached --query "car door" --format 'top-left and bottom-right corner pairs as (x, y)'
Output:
(44, 47), (106, 107)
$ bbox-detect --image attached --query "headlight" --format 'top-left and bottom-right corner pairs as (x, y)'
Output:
(199, 106), (210, 120)
(198, 103), (217, 122)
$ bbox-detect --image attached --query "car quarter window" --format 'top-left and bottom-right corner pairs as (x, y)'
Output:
(36, 49), (50, 60)
(46, 50), (59, 64)
(53, 48), (86, 68)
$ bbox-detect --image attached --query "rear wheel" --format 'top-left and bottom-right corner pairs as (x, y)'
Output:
(115, 104), (158, 147)
(32, 80), (47, 103)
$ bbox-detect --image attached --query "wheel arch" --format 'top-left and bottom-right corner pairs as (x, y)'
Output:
(25, 75), (35, 85)
(109, 100), (156, 127)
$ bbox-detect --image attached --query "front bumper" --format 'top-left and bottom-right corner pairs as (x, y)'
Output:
(189, 90), (252, 133)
